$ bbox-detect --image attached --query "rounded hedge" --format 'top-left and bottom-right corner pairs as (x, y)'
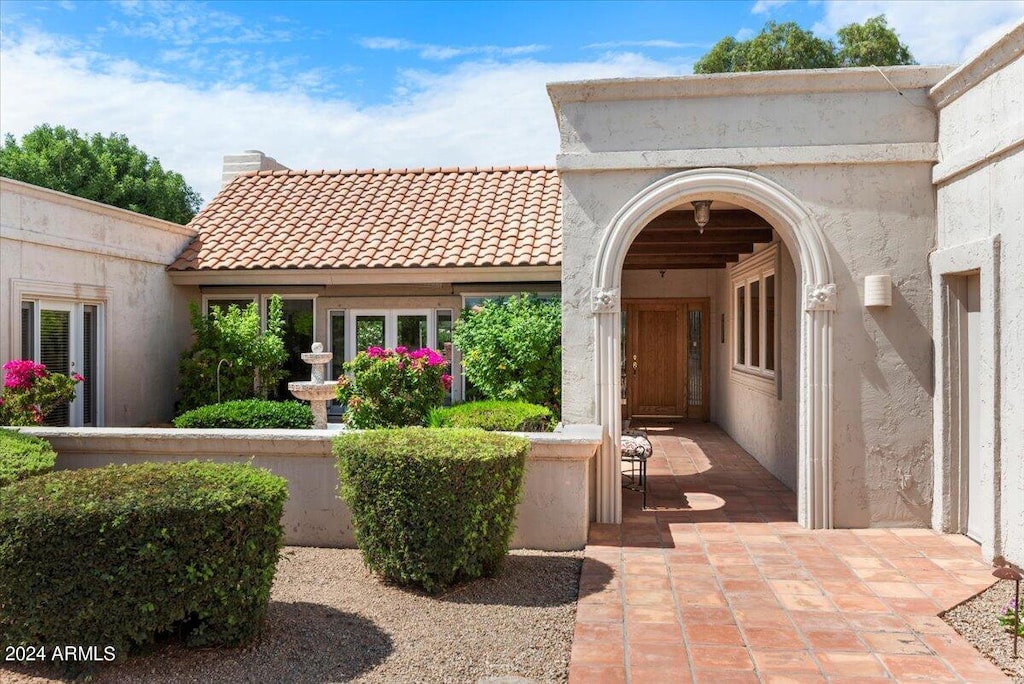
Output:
(173, 399), (315, 429)
(0, 461), (288, 657)
(428, 400), (554, 432)
(0, 428), (57, 487)
(335, 428), (529, 594)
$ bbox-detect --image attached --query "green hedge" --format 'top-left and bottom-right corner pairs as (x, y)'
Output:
(428, 400), (554, 432)
(0, 428), (57, 487)
(173, 399), (314, 429)
(0, 461), (288, 657)
(335, 428), (528, 593)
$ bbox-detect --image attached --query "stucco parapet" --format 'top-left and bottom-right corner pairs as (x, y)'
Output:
(167, 265), (562, 285)
(930, 21), (1024, 109)
(556, 143), (938, 172)
(0, 178), (196, 237)
(547, 66), (953, 106)
(19, 426), (600, 463)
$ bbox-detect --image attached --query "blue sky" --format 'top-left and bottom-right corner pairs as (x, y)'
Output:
(2, 0), (1022, 203)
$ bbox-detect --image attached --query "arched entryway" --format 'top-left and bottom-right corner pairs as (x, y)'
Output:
(590, 168), (836, 529)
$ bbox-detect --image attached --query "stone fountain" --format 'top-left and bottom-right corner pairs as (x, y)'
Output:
(288, 342), (338, 429)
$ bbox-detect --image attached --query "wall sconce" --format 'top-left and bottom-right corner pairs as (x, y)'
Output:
(692, 200), (712, 233)
(864, 274), (892, 307)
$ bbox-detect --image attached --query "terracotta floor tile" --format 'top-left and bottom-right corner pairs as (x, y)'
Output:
(761, 674), (827, 684)
(575, 602), (624, 622)
(750, 649), (820, 673)
(742, 626), (805, 650)
(800, 629), (863, 651)
(629, 620), (684, 643)
(686, 622), (744, 646)
(568, 663), (626, 684)
(859, 631), (932, 655)
(631, 665), (691, 683)
(626, 605), (678, 624)
(689, 644), (753, 669)
(692, 669), (760, 683)
(878, 653), (958, 680)
(829, 594), (890, 612)
(570, 638), (625, 665)
(625, 588), (678, 606)
(629, 641), (689, 669)
(776, 593), (834, 611)
(815, 651), (887, 677)
(574, 621), (624, 643)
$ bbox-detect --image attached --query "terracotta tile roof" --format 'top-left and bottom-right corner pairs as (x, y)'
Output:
(169, 166), (562, 271)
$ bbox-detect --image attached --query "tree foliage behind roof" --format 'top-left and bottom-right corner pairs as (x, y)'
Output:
(0, 124), (202, 224)
(694, 16), (916, 74)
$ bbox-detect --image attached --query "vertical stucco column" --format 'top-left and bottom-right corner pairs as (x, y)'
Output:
(592, 288), (622, 524)
(804, 284), (837, 529)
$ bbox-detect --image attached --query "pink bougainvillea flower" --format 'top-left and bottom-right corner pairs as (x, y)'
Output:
(395, 346), (408, 355)
(72, 373), (86, 383)
(366, 346), (386, 359)
(442, 374), (453, 390)
(425, 349), (446, 366)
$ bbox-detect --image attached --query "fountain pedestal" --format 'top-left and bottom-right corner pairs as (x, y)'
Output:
(288, 342), (338, 429)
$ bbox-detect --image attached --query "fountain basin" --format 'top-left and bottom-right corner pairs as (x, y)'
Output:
(288, 380), (339, 402)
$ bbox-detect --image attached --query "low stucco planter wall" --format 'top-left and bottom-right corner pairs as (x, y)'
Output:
(19, 425), (600, 552)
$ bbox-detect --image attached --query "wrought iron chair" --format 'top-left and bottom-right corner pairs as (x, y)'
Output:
(621, 419), (652, 509)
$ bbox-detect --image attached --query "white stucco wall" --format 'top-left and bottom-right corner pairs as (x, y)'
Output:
(0, 179), (196, 425)
(931, 23), (1024, 565)
(551, 66), (951, 528)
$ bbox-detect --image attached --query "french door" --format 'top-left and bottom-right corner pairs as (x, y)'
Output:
(22, 300), (101, 426)
(623, 299), (709, 420)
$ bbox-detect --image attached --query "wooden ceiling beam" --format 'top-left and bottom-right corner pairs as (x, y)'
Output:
(623, 262), (728, 270)
(625, 254), (740, 266)
(642, 210), (771, 231)
(627, 242), (754, 256)
(632, 228), (774, 244)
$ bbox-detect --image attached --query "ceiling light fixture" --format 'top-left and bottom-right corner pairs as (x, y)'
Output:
(692, 200), (712, 234)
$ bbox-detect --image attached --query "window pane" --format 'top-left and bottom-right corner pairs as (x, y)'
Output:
(206, 298), (255, 316)
(276, 299), (315, 395)
(21, 302), (35, 359)
(436, 310), (453, 358)
(397, 314), (428, 349)
(750, 280), (760, 369)
(82, 306), (97, 425)
(766, 275), (776, 372)
(40, 309), (71, 426)
(329, 311), (345, 380)
(736, 286), (745, 365)
(355, 315), (386, 351)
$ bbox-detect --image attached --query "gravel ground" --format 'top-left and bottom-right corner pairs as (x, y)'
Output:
(942, 579), (1024, 682)
(1, 547), (584, 683)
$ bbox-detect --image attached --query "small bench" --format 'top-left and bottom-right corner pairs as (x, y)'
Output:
(621, 427), (652, 509)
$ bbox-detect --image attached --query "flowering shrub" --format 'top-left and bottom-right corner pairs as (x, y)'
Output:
(998, 598), (1024, 637)
(0, 360), (82, 426)
(336, 346), (451, 428)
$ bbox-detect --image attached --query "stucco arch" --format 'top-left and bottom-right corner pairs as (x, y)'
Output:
(590, 168), (836, 529)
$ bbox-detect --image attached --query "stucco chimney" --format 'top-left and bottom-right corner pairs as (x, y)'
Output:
(221, 150), (289, 186)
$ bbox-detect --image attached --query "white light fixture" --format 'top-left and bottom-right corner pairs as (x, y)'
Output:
(692, 200), (712, 233)
(864, 274), (892, 307)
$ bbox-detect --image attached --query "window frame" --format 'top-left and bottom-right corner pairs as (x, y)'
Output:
(730, 246), (779, 388)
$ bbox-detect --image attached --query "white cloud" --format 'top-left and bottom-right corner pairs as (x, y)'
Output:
(752, 0), (793, 15)
(735, 27), (756, 41)
(358, 37), (548, 61)
(1, 31), (689, 203)
(584, 39), (709, 49)
(814, 0), (1024, 64)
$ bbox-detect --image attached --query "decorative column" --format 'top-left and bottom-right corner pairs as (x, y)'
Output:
(592, 287), (623, 524)
(803, 283), (837, 529)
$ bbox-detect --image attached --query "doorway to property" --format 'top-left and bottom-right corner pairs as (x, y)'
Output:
(622, 299), (709, 420)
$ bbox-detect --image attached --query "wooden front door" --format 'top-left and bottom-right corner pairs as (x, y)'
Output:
(624, 299), (709, 420)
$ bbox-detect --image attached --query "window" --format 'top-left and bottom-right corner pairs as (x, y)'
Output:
(732, 247), (778, 378)
(202, 295), (257, 316)
(265, 296), (315, 396)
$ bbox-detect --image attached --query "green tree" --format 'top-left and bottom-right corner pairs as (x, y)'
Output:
(837, 15), (915, 67)
(695, 16), (914, 74)
(0, 124), (202, 224)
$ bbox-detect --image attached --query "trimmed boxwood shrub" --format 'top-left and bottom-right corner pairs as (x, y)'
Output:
(0, 461), (288, 657)
(173, 399), (314, 429)
(0, 428), (57, 486)
(428, 400), (554, 432)
(335, 428), (528, 594)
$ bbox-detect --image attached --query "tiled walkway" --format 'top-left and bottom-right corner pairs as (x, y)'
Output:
(570, 423), (1007, 683)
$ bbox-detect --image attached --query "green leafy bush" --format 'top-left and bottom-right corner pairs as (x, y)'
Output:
(173, 399), (314, 429)
(0, 429), (57, 486)
(335, 428), (528, 593)
(428, 401), (554, 432)
(177, 296), (288, 413)
(336, 346), (451, 428)
(1, 359), (83, 426)
(452, 295), (561, 411)
(0, 462), (287, 657)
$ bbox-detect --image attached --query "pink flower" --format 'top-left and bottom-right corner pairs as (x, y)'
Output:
(366, 346), (386, 359)
(441, 374), (453, 390)
(425, 349), (446, 367)
(72, 373), (86, 383)
(395, 346), (408, 355)
(2, 359), (48, 390)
